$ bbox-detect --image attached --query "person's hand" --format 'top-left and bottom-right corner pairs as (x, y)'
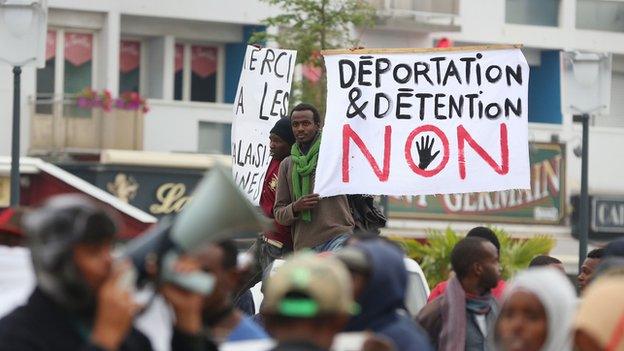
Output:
(91, 261), (140, 351)
(416, 135), (440, 170)
(160, 255), (204, 334)
(292, 194), (320, 213)
(161, 284), (204, 334)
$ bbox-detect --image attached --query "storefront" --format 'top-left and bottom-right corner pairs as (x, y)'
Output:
(386, 142), (565, 226)
(0, 157), (156, 238)
(572, 195), (624, 241)
(56, 150), (230, 220)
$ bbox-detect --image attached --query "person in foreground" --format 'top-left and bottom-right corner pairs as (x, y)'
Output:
(261, 252), (357, 351)
(162, 240), (268, 347)
(418, 236), (501, 351)
(494, 267), (577, 351)
(0, 194), (152, 351)
(261, 252), (394, 351)
(574, 276), (624, 351)
(337, 239), (433, 351)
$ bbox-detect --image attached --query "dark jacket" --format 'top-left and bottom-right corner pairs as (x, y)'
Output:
(0, 288), (151, 351)
(0, 287), (217, 351)
(345, 240), (433, 351)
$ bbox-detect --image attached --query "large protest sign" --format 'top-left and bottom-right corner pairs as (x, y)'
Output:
(315, 46), (530, 197)
(231, 46), (297, 204)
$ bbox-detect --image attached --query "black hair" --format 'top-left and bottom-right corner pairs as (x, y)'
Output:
(587, 248), (605, 259)
(466, 226), (500, 253)
(451, 237), (491, 280)
(529, 255), (562, 267)
(216, 239), (238, 269)
(290, 103), (321, 124)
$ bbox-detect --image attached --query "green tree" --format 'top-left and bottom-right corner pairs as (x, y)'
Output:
(394, 227), (556, 289)
(250, 0), (376, 117)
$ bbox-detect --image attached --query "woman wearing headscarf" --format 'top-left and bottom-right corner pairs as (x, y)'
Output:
(493, 267), (577, 351)
(574, 276), (624, 351)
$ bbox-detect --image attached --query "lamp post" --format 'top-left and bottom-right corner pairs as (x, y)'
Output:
(0, 0), (48, 207)
(561, 51), (612, 273)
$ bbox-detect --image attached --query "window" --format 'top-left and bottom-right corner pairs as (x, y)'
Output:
(35, 29), (96, 116)
(174, 43), (221, 103)
(119, 40), (141, 94)
(198, 122), (231, 154)
(506, 0), (560, 27)
(36, 30), (56, 114)
(63, 32), (93, 95)
(576, 0), (624, 33)
(174, 44), (184, 100)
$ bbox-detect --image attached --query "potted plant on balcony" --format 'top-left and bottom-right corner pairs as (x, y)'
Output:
(76, 88), (113, 111)
(70, 89), (148, 150)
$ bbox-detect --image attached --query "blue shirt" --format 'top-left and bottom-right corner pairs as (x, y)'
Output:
(227, 316), (269, 342)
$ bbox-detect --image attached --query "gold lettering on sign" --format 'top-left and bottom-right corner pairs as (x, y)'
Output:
(149, 183), (192, 215)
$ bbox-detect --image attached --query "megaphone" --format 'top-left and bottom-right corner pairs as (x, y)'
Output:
(123, 165), (271, 295)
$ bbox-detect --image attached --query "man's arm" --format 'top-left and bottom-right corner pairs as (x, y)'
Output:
(273, 159), (298, 226)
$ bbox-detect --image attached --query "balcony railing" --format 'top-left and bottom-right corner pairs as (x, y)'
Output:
(29, 94), (144, 153)
(577, 0), (624, 33)
(369, 0), (460, 31)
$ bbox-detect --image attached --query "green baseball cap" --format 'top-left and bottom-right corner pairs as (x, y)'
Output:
(262, 252), (358, 318)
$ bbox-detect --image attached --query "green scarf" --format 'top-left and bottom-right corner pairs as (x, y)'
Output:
(291, 136), (321, 222)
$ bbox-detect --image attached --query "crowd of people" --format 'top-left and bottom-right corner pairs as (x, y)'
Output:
(0, 103), (623, 351)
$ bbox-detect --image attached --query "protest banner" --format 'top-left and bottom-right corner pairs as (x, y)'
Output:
(231, 46), (297, 204)
(315, 45), (530, 197)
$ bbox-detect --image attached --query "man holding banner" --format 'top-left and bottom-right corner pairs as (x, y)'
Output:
(274, 103), (354, 252)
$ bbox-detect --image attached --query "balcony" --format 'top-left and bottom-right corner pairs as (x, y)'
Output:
(29, 94), (144, 154)
(577, 0), (624, 33)
(369, 0), (461, 32)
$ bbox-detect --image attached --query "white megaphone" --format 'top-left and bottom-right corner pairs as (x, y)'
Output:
(123, 165), (271, 295)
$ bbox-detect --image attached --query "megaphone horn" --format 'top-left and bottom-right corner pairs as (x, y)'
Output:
(122, 165), (271, 295)
(170, 164), (272, 251)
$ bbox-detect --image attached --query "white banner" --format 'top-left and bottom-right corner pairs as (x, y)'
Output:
(315, 48), (530, 197)
(231, 46), (297, 204)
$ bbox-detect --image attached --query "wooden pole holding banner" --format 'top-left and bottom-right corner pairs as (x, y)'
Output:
(321, 44), (524, 56)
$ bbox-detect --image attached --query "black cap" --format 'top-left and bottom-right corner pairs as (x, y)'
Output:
(270, 118), (295, 146)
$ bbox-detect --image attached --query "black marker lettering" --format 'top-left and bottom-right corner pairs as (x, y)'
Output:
(339, 60), (356, 88)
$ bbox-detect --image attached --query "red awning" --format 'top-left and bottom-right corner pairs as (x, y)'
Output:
(45, 30), (56, 61)
(175, 44), (184, 73)
(64, 33), (93, 67)
(191, 46), (217, 78)
(119, 40), (141, 73)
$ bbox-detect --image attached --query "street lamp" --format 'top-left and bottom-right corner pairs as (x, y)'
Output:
(0, 0), (48, 207)
(561, 51), (612, 272)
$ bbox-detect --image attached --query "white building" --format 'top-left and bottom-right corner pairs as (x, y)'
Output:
(1, 0), (623, 266)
